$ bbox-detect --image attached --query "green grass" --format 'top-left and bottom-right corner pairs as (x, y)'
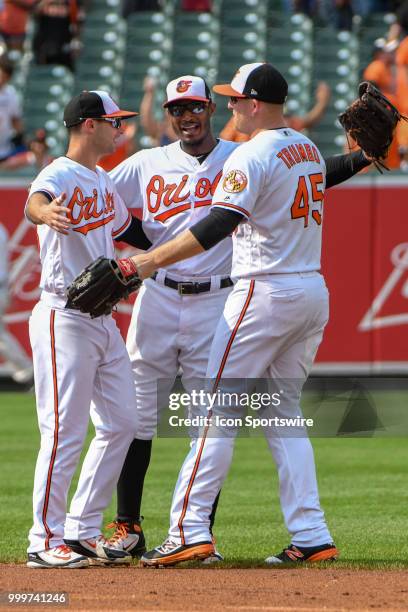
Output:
(1, 392), (408, 567)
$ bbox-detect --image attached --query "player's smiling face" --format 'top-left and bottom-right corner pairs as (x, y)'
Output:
(167, 101), (215, 147)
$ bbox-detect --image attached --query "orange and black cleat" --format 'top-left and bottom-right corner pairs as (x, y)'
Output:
(140, 537), (215, 567)
(265, 542), (339, 564)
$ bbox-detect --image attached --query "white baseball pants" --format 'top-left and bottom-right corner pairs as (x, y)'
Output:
(28, 300), (138, 552)
(168, 272), (333, 547)
(126, 274), (233, 439)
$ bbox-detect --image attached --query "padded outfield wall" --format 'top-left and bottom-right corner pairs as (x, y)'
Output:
(0, 174), (407, 375)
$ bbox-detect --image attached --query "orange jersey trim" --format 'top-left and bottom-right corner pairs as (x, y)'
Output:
(177, 280), (255, 544)
(42, 310), (59, 550)
(154, 203), (191, 223)
(72, 213), (115, 235)
(112, 211), (132, 239)
(213, 202), (250, 217)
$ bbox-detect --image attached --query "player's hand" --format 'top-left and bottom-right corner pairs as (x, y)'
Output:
(40, 192), (71, 235)
(316, 82), (331, 105)
(143, 76), (156, 93)
(130, 253), (157, 280)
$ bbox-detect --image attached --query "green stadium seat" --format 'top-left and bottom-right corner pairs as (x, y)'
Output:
(267, 14), (313, 114)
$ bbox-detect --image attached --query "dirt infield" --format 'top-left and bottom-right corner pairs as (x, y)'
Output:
(1, 565), (408, 611)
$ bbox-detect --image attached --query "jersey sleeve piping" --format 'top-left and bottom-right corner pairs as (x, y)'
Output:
(213, 202), (250, 219)
(112, 210), (132, 239)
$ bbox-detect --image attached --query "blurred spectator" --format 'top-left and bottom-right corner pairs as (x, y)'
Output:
(181, 0), (212, 10)
(345, 43), (403, 170)
(121, 0), (161, 17)
(220, 81), (331, 142)
(139, 75), (177, 145)
(364, 41), (401, 168)
(334, 0), (353, 31)
(397, 0), (408, 35)
(395, 34), (408, 168)
(0, 54), (24, 162)
(364, 38), (398, 99)
(293, 0), (316, 16)
(32, 0), (85, 71)
(98, 121), (138, 171)
(387, 0), (408, 41)
(0, 128), (53, 170)
(0, 0), (37, 52)
(0, 222), (34, 385)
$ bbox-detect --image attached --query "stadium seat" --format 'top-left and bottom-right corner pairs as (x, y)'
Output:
(22, 65), (74, 157)
(267, 14), (314, 115)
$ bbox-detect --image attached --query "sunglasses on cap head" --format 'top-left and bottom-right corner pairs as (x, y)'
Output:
(167, 101), (208, 117)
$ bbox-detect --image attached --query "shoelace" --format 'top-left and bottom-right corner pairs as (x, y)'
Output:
(106, 521), (129, 544)
(157, 538), (178, 554)
(54, 544), (72, 555)
(283, 546), (304, 560)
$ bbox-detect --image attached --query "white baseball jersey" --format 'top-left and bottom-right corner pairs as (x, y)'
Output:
(28, 157), (132, 301)
(165, 129), (333, 551)
(0, 83), (21, 158)
(212, 128), (326, 279)
(110, 139), (239, 277)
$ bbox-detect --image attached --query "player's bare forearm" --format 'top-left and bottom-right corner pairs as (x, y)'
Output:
(26, 192), (71, 234)
(130, 230), (204, 279)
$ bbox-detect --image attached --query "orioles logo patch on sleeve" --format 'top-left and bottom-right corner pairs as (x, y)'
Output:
(223, 170), (248, 193)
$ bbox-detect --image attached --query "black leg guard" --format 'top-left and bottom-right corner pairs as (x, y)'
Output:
(116, 438), (152, 522)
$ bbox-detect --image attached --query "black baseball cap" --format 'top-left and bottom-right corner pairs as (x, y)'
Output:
(213, 62), (288, 104)
(63, 90), (138, 128)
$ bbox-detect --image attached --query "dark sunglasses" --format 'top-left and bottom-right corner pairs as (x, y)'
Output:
(167, 101), (208, 117)
(229, 96), (248, 104)
(95, 117), (122, 129)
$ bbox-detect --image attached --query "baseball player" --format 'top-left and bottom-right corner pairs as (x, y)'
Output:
(101, 74), (372, 562)
(106, 76), (238, 562)
(24, 91), (146, 568)
(120, 63), (370, 566)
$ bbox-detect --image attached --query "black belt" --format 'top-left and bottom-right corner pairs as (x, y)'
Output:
(151, 272), (233, 295)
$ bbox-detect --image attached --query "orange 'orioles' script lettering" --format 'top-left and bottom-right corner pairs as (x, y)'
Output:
(147, 172), (223, 223)
(68, 187), (116, 235)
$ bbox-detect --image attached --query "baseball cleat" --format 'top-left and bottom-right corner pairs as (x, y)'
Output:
(105, 520), (146, 558)
(64, 535), (132, 565)
(140, 537), (215, 567)
(201, 550), (224, 564)
(201, 535), (223, 564)
(27, 544), (89, 569)
(265, 542), (339, 564)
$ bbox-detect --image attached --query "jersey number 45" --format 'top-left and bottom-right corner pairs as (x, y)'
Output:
(291, 172), (324, 228)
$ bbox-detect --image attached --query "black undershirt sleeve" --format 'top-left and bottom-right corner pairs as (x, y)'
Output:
(190, 207), (244, 251)
(325, 150), (370, 189)
(114, 215), (152, 250)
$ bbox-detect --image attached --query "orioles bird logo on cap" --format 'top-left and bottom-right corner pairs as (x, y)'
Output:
(176, 80), (192, 93)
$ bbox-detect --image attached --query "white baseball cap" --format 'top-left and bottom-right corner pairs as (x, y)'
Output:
(163, 75), (212, 108)
(213, 62), (288, 104)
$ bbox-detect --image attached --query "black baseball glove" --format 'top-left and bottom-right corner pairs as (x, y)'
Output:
(338, 81), (408, 171)
(65, 256), (142, 318)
